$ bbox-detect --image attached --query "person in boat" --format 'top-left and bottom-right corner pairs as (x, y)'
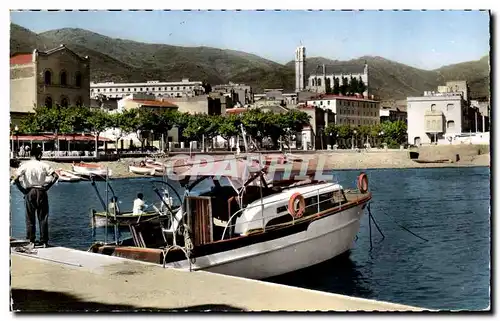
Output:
(132, 193), (146, 215)
(11, 145), (59, 248)
(139, 161), (146, 167)
(159, 189), (172, 213)
(108, 196), (120, 216)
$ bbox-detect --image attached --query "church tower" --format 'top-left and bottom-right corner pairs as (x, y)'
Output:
(295, 46), (306, 92)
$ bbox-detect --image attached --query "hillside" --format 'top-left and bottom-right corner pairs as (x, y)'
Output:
(10, 23), (489, 99)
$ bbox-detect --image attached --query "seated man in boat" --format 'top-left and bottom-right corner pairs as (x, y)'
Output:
(11, 145), (59, 248)
(132, 193), (146, 215)
(108, 196), (120, 216)
(139, 161), (146, 167)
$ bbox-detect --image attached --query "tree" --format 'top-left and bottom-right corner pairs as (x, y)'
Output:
(18, 113), (40, 134)
(241, 109), (268, 148)
(340, 77), (349, 96)
(333, 77), (340, 95)
(153, 109), (178, 152)
(31, 105), (74, 151)
(336, 124), (353, 148)
(218, 114), (241, 150)
(380, 120), (407, 147)
(85, 109), (111, 156)
(358, 76), (367, 96)
(325, 77), (332, 94)
(324, 123), (338, 146)
(349, 77), (359, 96)
(108, 111), (136, 154)
(131, 109), (157, 151)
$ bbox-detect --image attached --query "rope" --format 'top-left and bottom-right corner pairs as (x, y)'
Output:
(379, 208), (429, 242)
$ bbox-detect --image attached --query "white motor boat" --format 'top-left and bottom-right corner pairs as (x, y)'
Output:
(89, 158), (372, 280)
(55, 169), (82, 182)
(129, 165), (155, 176)
(71, 162), (111, 178)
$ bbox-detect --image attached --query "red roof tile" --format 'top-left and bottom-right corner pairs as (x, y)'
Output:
(9, 133), (111, 142)
(226, 108), (247, 114)
(10, 54), (33, 65)
(132, 99), (178, 108)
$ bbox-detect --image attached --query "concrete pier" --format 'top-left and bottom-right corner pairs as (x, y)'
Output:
(10, 246), (425, 312)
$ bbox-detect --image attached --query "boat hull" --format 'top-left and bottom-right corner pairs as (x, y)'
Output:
(166, 202), (365, 279)
(129, 166), (156, 175)
(72, 164), (110, 178)
(91, 211), (160, 228)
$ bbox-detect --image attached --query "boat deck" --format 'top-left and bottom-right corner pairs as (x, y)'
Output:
(10, 245), (425, 312)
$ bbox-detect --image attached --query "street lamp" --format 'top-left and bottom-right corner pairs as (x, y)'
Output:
(352, 130), (357, 149)
(14, 125), (19, 158)
(379, 131), (384, 149)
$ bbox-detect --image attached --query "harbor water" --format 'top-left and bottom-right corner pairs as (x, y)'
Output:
(9, 167), (490, 310)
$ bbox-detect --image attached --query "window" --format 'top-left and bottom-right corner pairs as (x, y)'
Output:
(177, 87), (179, 90)
(128, 88), (131, 91)
(327, 101), (330, 105)
(97, 89), (100, 92)
(134, 88), (137, 92)
(447, 120), (455, 129)
(146, 88), (149, 91)
(170, 87), (173, 90)
(44, 70), (52, 85)
(121, 88), (124, 92)
(60, 96), (69, 108)
(431, 104), (437, 111)
(60, 71), (67, 86)
(75, 72), (82, 87)
(318, 78), (322, 86)
(140, 88), (143, 91)
(44, 96), (52, 108)
(447, 104), (454, 111)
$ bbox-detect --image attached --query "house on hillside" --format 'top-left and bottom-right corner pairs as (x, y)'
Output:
(10, 45), (91, 125)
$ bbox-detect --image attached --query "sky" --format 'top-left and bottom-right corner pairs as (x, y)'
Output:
(10, 10), (490, 70)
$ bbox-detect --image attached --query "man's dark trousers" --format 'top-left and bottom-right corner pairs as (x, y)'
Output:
(24, 187), (49, 244)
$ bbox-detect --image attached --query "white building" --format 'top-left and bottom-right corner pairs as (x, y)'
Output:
(90, 78), (204, 100)
(407, 91), (471, 145)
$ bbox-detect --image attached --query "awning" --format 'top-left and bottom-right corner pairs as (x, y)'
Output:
(9, 134), (112, 142)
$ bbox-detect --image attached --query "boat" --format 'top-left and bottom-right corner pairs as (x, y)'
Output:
(90, 209), (161, 228)
(89, 158), (372, 280)
(72, 162), (111, 178)
(412, 159), (452, 164)
(129, 164), (156, 176)
(144, 158), (166, 173)
(55, 169), (82, 182)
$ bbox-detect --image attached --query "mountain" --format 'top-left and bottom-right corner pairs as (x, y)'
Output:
(10, 23), (489, 99)
(434, 55), (490, 99)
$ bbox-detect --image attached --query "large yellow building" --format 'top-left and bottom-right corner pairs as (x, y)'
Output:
(10, 45), (91, 125)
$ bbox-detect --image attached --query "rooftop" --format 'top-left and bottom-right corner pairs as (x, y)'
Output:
(10, 53), (32, 65)
(308, 94), (378, 103)
(131, 99), (178, 108)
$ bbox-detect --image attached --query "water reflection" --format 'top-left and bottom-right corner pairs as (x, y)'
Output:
(265, 251), (374, 298)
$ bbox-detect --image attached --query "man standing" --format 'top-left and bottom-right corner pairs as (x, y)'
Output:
(11, 146), (59, 247)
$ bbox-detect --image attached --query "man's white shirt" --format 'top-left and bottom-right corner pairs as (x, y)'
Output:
(16, 159), (55, 189)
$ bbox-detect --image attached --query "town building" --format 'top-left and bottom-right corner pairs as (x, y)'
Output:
(303, 95), (381, 148)
(90, 78), (205, 100)
(212, 82), (253, 106)
(254, 89), (298, 107)
(407, 81), (479, 145)
(379, 99), (407, 123)
(117, 93), (179, 113)
(10, 45), (91, 125)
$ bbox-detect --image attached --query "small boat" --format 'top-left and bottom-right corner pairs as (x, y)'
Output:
(55, 169), (82, 182)
(412, 159), (452, 164)
(90, 209), (161, 228)
(129, 165), (156, 176)
(72, 162), (111, 178)
(89, 158), (372, 280)
(144, 159), (166, 173)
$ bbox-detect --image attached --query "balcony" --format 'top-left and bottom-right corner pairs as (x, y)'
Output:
(424, 110), (444, 133)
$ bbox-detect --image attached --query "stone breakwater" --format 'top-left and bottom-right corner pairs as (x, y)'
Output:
(10, 145), (489, 180)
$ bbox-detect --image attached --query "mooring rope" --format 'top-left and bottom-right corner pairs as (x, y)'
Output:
(377, 206), (429, 242)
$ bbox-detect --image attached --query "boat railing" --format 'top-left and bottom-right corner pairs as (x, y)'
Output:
(221, 184), (360, 240)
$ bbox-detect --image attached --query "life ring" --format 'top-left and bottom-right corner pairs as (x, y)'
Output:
(288, 192), (306, 219)
(357, 172), (369, 193)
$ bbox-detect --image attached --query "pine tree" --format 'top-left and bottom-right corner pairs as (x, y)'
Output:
(333, 77), (340, 95)
(340, 77), (349, 96)
(325, 78), (332, 94)
(349, 77), (359, 96)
